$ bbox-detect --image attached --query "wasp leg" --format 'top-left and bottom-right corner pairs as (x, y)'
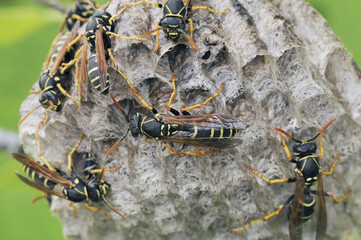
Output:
(190, 6), (230, 14)
(230, 195), (294, 232)
(56, 83), (80, 108)
(154, 21), (161, 52)
(275, 130), (294, 162)
(248, 165), (294, 184)
(166, 74), (177, 111)
(69, 202), (78, 218)
(67, 133), (85, 172)
(90, 165), (122, 174)
(310, 189), (352, 203)
(60, 45), (84, 74)
(180, 83), (225, 112)
(35, 109), (57, 172)
(67, 34), (84, 52)
(162, 142), (184, 158)
(106, 32), (146, 42)
(321, 153), (340, 176)
(32, 192), (48, 204)
(318, 132), (324, 160)
(110, 54), (155, 112)
(188, 18), (194, 39)
(181, 149), (221, 156)
(111, 0), (160, 21)
(85, 202), (110, 220)
(30, 89), (41, 94)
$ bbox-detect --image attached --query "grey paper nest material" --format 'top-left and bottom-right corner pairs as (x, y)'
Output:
(18, 0), (361, 239)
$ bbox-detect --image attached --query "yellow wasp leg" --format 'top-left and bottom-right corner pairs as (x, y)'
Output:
(166, 74), (177, 111)
(56, 83), (80, 108)
(230, 204), (285, 232)
(69, 202), (78, 218)
(248, 165), (290, 184)
(188, 18), (194, 39)
(106, 32), (146, 42)
(67, 133), (85, 172)
(154, 21), (161, 52)
(30, 89), (41, 94)
(60, 45), (84, 74)
(35, 109), (56, 172)
(181, 149), (221, 156)
(321, 154), (339, 176)
(326, 190), (352, 203)
(180, 83), (225, 112)
(90, 165), (122, 174)
(162, 142), (184, 158)
(85, 202), (110, 220)
(190, 6), (230, 14)
(276, 131), (293, 161)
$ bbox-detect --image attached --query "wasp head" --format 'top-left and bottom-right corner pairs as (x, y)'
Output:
(87, 178), (110, 202)
(39, 91), (61, 111)
(161, 17), (185, 40)
(129, 113), (143, 137)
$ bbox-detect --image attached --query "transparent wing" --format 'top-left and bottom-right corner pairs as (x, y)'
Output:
(12, 152), (73, 187)
(289, 173), (304, 240)
(316, 174), (327, 240)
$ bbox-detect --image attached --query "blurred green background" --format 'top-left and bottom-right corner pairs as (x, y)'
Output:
(0, 0), (359, 239)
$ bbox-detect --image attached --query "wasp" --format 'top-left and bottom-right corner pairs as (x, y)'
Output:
(107, 74), (245, 157)
(230, 119), (352, 240)
(13, 133), (126, 220)
(120, 0), (229, 51)
(63, 0), (146, 98)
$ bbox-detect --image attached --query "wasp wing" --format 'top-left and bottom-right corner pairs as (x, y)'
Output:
(50, 20), (81, 76)
(161, 136), (242, 149)
(158, 114), (245, 129)
(78, 36), (89, 100)
(316, 174), (327, 240)
(15, 171), (65, 199)
(289, 173), (304, 240)
(95, 27), (108, 92)
(12, 152), (73, 187)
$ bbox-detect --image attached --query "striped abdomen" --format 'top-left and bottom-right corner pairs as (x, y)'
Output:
(88, 53), (110, 95)
(50, 32), (74, 64)
(181, 123), (239, 139)
(22, 164), (57, 189)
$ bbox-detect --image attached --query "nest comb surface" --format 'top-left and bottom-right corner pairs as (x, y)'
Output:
(18, 0), (361, 239)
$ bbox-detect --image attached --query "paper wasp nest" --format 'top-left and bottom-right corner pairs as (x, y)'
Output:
(19, 0), (361, 239)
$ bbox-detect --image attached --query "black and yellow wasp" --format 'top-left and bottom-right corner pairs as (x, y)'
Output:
(13, 133), (126, 220)
(119, 0), (229, 51)
(64, 0), (145, 97)
(230, 119), (352, 240)
(107, 75), (245, 158)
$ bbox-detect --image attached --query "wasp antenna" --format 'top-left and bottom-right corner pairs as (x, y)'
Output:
(98, 168), (105, 184)
(110, 92), (125, 113)
(102, 196), (127, 220)
(178, 29), (200, 51)
(106, 128), (129, 158)
(274, 128), (302, 144)
(306, 118), (336, 142)
(18, 105), (42, 126)
(141, 27), (168, 38)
